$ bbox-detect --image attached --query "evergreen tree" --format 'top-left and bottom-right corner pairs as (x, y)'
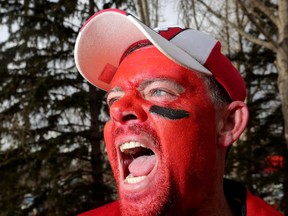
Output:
(0, 0), (159, 214)
(0, 1), (117, 215)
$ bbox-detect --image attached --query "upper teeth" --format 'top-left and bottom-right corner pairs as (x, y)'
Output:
(120, 141), (146, 152)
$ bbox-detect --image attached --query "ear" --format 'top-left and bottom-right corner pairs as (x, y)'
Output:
(217, 101), (249, 148)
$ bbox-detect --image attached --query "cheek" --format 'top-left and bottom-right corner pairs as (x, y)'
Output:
(159, 117), (217, 166)
(160, 119), (217, 208)
(104, 121), (119, 178)
(151, 102), (217, 191)
(104, 121), (113, 154)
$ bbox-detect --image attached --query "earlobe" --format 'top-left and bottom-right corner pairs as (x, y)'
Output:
(217, 101), (249, 148)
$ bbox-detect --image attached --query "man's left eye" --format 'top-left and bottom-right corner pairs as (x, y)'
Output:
(151, 89), (170, 96)
(141, 80), (184, 101)
(148, 88), (176, 98)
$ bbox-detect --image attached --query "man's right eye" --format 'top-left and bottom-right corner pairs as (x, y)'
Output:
(106, 91), (124, 107)
(107, 97), (119, 107)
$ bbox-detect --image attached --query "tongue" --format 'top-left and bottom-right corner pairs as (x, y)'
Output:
(128, 155), (157, 177)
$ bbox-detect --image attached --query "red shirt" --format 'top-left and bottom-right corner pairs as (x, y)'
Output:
(79, 180), (283, 216)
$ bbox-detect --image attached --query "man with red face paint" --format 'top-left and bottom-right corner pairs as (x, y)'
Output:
(74, 9), (283, 216)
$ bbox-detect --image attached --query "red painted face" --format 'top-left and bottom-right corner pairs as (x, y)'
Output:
(104, 46), (219, 215)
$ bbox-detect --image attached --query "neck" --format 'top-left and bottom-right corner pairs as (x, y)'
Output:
(186, 169), (236, 216)
(186, 189), (236, 216)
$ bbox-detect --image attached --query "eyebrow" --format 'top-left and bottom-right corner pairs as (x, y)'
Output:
(138, 78), (185, 92)
(106, 86), (123, 98)
(109, 86), (123, 93)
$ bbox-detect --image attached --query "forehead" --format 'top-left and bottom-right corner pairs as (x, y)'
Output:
(110, 46), (205, 90)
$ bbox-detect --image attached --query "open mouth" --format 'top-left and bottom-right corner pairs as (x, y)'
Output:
(120, 141), (157, 184)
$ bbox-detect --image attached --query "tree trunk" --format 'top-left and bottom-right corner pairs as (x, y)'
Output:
(134, 0), (150, 26)
(88, 0), (105, 206)
(277, 0), (288, 214)
(277, 0), (288, 151)
(89, 85), (106, 206)
(276, 44), (288, 216)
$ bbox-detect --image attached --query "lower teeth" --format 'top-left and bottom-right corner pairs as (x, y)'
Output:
(124, 174), (146, 184)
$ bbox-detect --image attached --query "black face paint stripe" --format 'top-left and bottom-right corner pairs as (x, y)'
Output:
(149, 105), (190, 120)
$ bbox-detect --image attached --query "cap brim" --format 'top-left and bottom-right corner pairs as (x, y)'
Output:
(74, 9), (211, 91)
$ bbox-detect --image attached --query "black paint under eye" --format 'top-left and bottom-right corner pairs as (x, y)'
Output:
(149, 105), (189, 120)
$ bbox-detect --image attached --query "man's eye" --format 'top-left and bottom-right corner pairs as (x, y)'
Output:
(106, 91), (124, 107)
(141, 80), (184, 101)
(147, 88), (178, 99)
(150, 89), (170, 97)
(107, 97), (119, 107)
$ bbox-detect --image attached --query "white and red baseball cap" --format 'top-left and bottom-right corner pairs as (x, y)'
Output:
(74, 9), (246, 101)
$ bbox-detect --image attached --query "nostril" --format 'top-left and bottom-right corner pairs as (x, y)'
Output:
(123, 114), (137, 122)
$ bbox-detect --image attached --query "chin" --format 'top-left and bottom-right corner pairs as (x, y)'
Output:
(117, 173), (175, 216)
(119, 193), (171, 216)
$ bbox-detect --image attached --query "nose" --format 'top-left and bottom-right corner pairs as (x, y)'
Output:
(109, 94), (148, 124)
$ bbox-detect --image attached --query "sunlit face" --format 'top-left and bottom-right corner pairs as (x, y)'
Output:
(104, 46), (219, 216)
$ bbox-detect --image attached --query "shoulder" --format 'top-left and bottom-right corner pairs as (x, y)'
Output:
(78, 201), (120, 216)
(246, 190), (283, 216)
(224, 179), (283, 216)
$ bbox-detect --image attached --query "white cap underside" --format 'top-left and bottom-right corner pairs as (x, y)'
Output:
(75, 11), (213, 91)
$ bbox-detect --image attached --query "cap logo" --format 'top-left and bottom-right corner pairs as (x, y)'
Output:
(98, 63), (117, 84)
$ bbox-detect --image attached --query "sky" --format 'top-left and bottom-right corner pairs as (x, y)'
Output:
(0, 1), (179, 43)
(0, 25), (8, 42)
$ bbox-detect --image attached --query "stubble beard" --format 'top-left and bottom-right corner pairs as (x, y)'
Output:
(119, 190), (174, 216)
(118, 169), (176, 216)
